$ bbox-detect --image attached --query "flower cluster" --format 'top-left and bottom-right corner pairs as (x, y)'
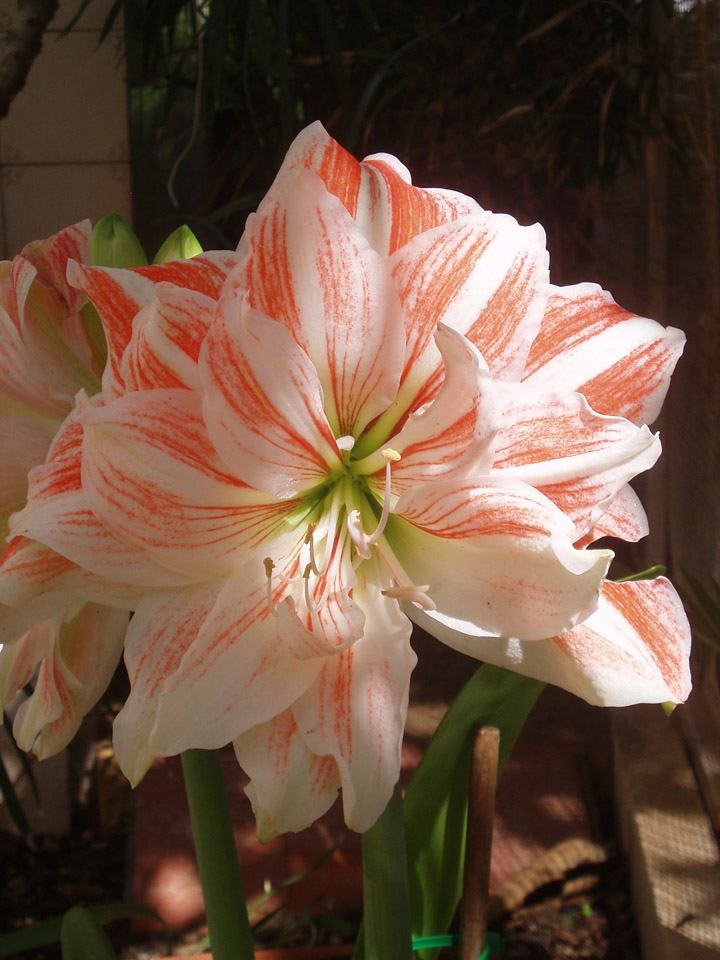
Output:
(0, 124), (691, 837)
(0, 222), (128, 757)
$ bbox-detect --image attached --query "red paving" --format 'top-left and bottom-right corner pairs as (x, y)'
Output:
(131, 686), (604, 934)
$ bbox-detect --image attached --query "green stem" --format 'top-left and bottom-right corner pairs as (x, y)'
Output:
(181, 750), (255, 960)
(360, 779), (414, 960)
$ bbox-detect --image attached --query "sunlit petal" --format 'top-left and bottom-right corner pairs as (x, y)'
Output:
(410, 578), (691, 707)
(391, 477), (612, 640)
(292, 580), (415, 832)
(201, 288), (341, 497)
(238, 169), (405, 436)
(524, 283), (686, 425)
(263, 119), (481, 256)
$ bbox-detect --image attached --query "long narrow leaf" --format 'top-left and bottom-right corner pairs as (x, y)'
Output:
(61, 907), (117, 960)
(404, 664), (543, 959)
(0, 903), (164, 957)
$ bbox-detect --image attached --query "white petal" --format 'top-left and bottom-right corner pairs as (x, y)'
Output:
(409, 578), (691, 707)
(292, 580), (415, 832)
(390, 477), (612, 641)
(234, 710), (341, 841)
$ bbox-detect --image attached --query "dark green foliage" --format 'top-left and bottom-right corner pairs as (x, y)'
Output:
(110, 0), (684, 264)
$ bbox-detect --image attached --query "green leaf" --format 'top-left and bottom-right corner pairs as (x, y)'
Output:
(0, 903), (164, 957)
(361, 781), (413, 960)
(404, 664), (543, 959)
(61, 907), (118, 960)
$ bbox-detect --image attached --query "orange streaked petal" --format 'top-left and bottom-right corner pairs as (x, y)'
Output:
(9, 603), (127, 758)
(390, 213), (549, 410)
(493, 384), (661, 536)
(68, 252), (238, 398)
(238, 170), (405, 437)
(201, 289), (341, 497)
(234, 710), (341, 841)
(411, 578), (691, 707)
(387, 324), (499, 492)
(392, 477), (612, 641)
(264, 121), (480, 257)
(80, 389), (292, 578)
(292, 582), (415, 832)
(121, 284), (217, 392)
(524, 283), (685, 425)
(146, 561), (326, 759)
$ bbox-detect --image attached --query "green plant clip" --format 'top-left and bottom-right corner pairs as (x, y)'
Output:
(411, 930), (504, 958)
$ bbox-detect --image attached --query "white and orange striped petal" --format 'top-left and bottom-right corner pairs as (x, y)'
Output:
(140, 561), (331, 765)
(238, 169), (405, 437)
(234, 710), (341, 841)
(493, 384), (661, 537)
(389, 212), (549, 411)
(410, 577), (691, 707)
(0, 600), (127, 758)
(290, 577), (416, 832)
(378, 324), (499, 492)
(390, 477), (612, 641)
(120, 284), (217, 392)
(261, 120), (481, 257)
(79, 389), (291, 579)
(524, 283), (685, 425)
(67, 251), (238, 398)
(200, 288), (342, 497)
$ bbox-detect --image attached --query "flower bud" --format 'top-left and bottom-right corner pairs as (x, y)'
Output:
(153, 225), (203, 263)
(92, 213), (148, 268)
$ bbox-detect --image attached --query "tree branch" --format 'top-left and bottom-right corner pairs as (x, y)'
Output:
(0, 0), (59, 120)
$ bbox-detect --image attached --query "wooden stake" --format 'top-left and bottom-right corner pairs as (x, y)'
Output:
(460, 726), (500, 960)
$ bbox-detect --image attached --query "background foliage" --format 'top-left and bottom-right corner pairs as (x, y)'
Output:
(113, 0), (685, 274)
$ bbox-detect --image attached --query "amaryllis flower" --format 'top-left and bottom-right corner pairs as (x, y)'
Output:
(0, 124), (690, 836)
(0, 222), (129, 756)
(0, 224), (238, 757)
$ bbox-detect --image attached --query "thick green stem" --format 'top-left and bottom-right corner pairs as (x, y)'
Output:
(360, 779), (414, 960)
(181, 749), (255, 960)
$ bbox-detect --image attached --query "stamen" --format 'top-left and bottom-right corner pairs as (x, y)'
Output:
(346, 448), (401, 559)
(304, 523), (325, 577)
(302, 562), (322, 633)
(366, 449), (400, 547)
(263, 557), (277, 615)
(382, 583), (436, 611)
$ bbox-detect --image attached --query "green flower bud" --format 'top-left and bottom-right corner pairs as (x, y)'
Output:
(154, 225), (203, 263)
(92, 214), (148, 268)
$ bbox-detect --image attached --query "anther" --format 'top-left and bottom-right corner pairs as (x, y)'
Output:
(337, 435), (355, 452)
(302, 562), (322, 633)
(382, 583), (436, 611)
(263, 557), (277, 615)
(304, 523), (325, 577)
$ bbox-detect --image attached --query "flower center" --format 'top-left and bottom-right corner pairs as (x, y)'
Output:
(262, 438), (435, 623)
